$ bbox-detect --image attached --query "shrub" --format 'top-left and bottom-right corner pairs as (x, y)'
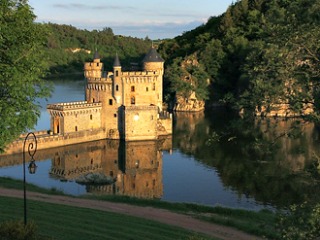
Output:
(0, 220), (37, 240)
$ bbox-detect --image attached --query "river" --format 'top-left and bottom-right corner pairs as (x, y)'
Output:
(1, 79), (319, 211)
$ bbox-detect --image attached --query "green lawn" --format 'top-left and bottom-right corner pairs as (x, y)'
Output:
(0, 196), (215, 240)
(0, 177), (279, 239)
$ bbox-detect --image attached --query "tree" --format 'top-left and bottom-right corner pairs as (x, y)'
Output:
(0, 0), (51, 152)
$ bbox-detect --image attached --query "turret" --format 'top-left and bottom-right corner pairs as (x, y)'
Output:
(142, 48), (165, 111)
(113, 53), (122, 104)
(142, 47), (164, 73)
(84, 50), (103, 79)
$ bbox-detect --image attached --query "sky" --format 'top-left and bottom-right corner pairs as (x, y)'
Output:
(28, 0), (234, 39)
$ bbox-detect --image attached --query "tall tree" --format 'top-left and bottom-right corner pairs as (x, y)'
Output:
(0, 0), (51, 152)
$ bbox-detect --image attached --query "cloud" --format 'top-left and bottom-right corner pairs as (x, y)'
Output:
(77, 20), (205, 39)
(53, 3), (135, 11)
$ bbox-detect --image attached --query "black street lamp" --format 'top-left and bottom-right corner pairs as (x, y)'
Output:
(23, 132), (38, 226)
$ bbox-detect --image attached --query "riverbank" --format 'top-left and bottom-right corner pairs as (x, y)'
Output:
(0, 177), (277, 239)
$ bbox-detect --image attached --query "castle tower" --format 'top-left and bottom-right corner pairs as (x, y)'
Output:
(142, 48), (164, 111)
(84, 50), (103, 79)
(113, 53), (122, 105)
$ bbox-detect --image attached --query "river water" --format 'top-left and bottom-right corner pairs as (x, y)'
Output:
(1, 80), (319, 211)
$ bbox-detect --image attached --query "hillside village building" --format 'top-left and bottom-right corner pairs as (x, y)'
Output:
(47, 48), (172, 141)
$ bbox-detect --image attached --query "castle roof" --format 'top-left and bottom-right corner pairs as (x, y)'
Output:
(113, 53), (121, 67)
(142, 48), (164, 63)
(93, 50), (100, 59)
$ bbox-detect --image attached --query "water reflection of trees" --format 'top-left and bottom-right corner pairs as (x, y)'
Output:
(174, 110), (320, 208)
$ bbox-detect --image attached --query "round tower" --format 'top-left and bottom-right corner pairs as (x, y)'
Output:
(142, 47), (164, 73)
(84, 50), (103, 79)
(142, 48), (165, 111)
(113, 53), (122, 104)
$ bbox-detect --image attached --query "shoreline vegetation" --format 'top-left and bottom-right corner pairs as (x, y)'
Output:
(0, 177), (278, 239)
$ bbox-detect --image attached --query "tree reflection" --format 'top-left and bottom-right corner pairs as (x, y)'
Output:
(173, 110), (320, 208)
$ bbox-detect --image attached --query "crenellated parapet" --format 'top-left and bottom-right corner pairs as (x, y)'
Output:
(86, 83), (113, 91)
(47, 101), (102, 114)
(121, 70), (161, 77)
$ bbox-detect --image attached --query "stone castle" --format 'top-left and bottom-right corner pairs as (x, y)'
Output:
(2, 48), (172, 155)
(47, 48), (172, 141)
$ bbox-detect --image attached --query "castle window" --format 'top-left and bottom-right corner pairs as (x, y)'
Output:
(131, 96), (135, 105)
(109, 99), (113, 105)
(153, 83), (155, 91)
(146, 87), (149, 92)
(90, 114), (92, 120)
(131, 86), (135, 92)
(93, 98), (95, 103)
(151, 115), (153, 120)
(114, 114), (117, 118)
(116, 70), (119, 77)
(75, 126), (78, 132)
(116, 85), (119, 91)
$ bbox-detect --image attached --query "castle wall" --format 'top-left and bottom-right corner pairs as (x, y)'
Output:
(2, 129), (106, 155)
(122, 74), (160, 108)
(122, 106), (158, 141)
(47, 101), (102, 135)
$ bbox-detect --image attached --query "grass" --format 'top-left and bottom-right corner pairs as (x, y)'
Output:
(0, 177), (279, 239)
(88, 195), (279, 239)
(0, 196), (214, 240)
(0, 176), (66, 195)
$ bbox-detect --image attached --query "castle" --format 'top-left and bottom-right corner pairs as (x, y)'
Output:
(47, 48), (172, 141)
(2, 48), (172, 155)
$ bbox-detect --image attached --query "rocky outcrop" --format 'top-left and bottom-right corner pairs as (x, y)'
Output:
(174, 92), (205, 112)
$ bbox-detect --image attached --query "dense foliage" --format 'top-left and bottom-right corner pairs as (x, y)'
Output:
(45, 23), (152, 76)
(159, 0), (320, 116)
(0, 0), (51, 152)
(160, 0), (320, 237)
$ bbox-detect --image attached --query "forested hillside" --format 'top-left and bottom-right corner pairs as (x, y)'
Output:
(159, 0), (320, 117)
(44, 23), (152, 76)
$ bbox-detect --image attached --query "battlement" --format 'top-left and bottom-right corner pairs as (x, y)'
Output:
(121, 70), (160, 76)
(158, 111), (172, 119)
(84, 61), (103, 70)
(86, 77), (112, 83)
(47, 101), (102, 111)
(124, 105), (158, 111)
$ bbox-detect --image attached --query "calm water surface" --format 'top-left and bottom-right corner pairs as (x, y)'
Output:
(1, 80), (319, 211)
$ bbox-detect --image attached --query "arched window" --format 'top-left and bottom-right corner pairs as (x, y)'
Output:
(131, 86), (135, 92)
(116, 85), (119, 91)
(116, 70), (119, 77)
(131, 96), (135, 105)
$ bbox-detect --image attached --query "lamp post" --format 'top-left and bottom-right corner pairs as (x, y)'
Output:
(23, 132), (38, 226)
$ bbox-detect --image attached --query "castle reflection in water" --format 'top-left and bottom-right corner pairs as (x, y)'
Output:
(1, 137), (172, 199)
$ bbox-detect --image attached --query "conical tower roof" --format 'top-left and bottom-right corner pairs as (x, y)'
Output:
(113, 53), (121, 67)
(142, 48), (164, 63)
(93, 50), (100, 60)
